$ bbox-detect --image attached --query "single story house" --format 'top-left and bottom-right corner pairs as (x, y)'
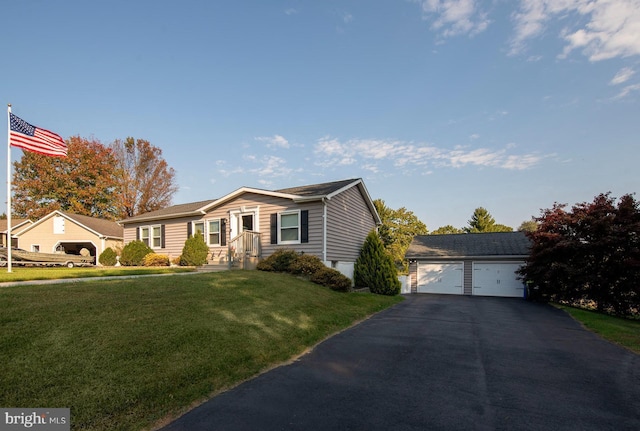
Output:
(118, 178), (380, 277)
(0, 218), (32, 248)
(405, 232), (531, 298)
(14, 211), (124, 264)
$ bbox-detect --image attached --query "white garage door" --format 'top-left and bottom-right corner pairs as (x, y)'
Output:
(417, 262), (463, 295)
(472, 262), (525, 298)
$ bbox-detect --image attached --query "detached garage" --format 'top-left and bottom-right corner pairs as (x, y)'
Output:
(406, 232), (531, 298)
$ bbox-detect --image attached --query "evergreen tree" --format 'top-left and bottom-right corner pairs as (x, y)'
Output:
(354, 230), (400, 296)
(180, 232), (209, 266)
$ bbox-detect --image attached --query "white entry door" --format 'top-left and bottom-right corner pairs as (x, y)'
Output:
(417, 262), (464, 295)
(472, 262), (525, 298)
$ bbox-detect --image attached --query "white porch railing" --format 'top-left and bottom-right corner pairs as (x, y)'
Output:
(228, 230), (262, 269)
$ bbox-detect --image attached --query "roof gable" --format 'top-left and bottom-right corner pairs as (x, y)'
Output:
(406, 232), (531, 259)
(15, 211), (123, 239)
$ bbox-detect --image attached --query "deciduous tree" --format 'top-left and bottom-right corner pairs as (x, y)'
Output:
(12, 136), (121, 220)
(518, 193), (640, 315)
(373, 199), (428, 272)
(431, 225), (464, 235)
(111, 137), (178, 218)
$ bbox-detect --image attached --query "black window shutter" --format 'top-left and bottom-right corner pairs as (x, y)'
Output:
(270, 214), (278, 244)
(136, 227), (140, 240)
(301, 210), (309, 243)
(221, 219), (227, 246)
(187, 222), (192, 238)
(161, 225), (166, 248)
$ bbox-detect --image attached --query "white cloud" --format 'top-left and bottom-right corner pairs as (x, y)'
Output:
(255, 134), (290, 149)
(612, 83), (640, 99)
(413, 0), (490, 37)
(510, 0), (640, 61)
(610, 67), (636, 85)
(314, 137), (545, 171)
(284, 8), (297, 16)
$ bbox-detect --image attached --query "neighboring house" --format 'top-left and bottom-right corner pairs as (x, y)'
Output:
(405, 232), (531, 298)
(14, 211), (124, 264)
(0, 218), (32, 248)
(118, 178), (380, 277)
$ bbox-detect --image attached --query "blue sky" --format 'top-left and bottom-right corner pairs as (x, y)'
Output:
(3, 0), (639, 230)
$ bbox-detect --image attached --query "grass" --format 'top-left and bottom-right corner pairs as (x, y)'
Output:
(556, 304), (640, 354)
(0, 271), (403, 431)
(0, 266), (195, 283)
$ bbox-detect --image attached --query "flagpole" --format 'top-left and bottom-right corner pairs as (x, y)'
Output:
(6, 104), (12, 272)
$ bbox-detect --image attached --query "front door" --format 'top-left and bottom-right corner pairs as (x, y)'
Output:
(240, 214), (254, 232)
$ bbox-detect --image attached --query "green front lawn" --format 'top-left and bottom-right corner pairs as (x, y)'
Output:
(0, 266), (194, 283)
(556, 305), (640, 354)
(0, 271), (402, 430)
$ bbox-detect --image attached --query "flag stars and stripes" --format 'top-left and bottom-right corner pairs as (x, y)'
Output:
(9, 113), (67, 157)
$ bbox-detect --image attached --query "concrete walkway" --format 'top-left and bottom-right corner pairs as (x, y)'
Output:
(160, 295), (640, 431)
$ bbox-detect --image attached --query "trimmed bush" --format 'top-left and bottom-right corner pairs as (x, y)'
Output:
(180, 232), (209, 266)
(256, 249), (299, 272)
(98, 247), (117, 266)
(310, 266), (353, 292)
(354, 230), (401, 296)
(120, 240), (153, 266)
(143, 253), (170, 267)
(289, 254), (326, 276)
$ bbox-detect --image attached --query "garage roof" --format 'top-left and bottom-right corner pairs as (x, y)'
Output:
(406, 232), (531, 259)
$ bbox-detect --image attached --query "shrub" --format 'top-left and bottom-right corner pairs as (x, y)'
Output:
(98, 247), (117, 266)
(354, 230), (401, 296)
(171, 256), (181, 266)
(180, 232), (209, 266)
(256, 249), (299, 272)
(289, 254), (326, 276)
(143, 253), (170, 267)
(120, 240), (153, 266)
(310, 267), (353, 292)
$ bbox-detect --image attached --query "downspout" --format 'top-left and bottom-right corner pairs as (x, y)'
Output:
(322, 197), (327, 264)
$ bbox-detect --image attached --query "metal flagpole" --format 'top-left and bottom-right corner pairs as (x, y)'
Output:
(6, 104), (12, 272)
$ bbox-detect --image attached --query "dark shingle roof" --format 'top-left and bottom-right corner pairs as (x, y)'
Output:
(119, 199), (216, 223)
(62, 213), (124, 238)
(406, 232), (531, 259)
(275, 178), (360, 197)
(119, 179), (365, 224)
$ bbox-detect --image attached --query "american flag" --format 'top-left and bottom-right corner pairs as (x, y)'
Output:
(9, 113), (67, 157)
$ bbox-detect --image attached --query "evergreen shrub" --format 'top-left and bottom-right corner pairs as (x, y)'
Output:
(256, 249), (299, 272)
(354, 230), (401, 296)
(98, 247), (117, 266)
(288, 254), (326, 276)
(180, 232), (209, 266)
(120, 240), (153, 266)
(310, 266), (352, 292)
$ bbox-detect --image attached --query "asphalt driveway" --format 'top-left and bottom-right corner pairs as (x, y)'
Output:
(160, 295), (640, 431)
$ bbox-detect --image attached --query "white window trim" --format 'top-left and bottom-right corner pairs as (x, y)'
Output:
(192, 221), (205, 236)
(140, 225), (163, 249)
(207, 218), (221, 246)
(278, 210), (301, 245)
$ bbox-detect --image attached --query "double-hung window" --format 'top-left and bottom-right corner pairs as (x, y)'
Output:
(270, 210), (308, 245)
(279, 211), (300, 243)
(208, 220), (221, 245)
(139, 225), (164, 249)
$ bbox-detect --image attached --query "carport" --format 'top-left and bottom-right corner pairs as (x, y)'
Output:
(406, 232), (531, 297)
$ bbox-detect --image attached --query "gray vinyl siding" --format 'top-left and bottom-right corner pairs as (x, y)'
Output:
(464, 260), (473, 295)
(326, 185), (377, 262)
